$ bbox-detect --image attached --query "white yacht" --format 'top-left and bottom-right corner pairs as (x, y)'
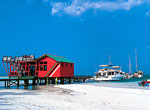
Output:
(94, 65), (125, 81)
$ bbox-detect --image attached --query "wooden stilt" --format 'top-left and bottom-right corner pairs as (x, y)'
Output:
(60, 78), (64, 84)
(40, 79), (41, 85)
(7, 80), (8, 88)
(8, 80), (10, 88)
(17, 79), (19, 88)
(4, 81), (6, 88)
(46, 77), (49, 85)
(37, 77), (39, 86)
(24, 80), (29, 86)
(52, 78), (55, 84)
(33, 79), (36, 85)
(55, 77), (58, 85)
(68, 78), (71, 84)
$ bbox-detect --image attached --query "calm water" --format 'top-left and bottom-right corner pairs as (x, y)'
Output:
(0, 76), (38, 90)
(0, 75), (150, 90)
(83, 75), (150, 90)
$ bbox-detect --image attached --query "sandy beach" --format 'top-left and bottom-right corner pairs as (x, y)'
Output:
(0, 84), (150, 110)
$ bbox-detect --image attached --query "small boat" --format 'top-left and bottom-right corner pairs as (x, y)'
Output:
(147, 79), (150, 83)
(138, 80), (149, 86)
(133, 71), (144, 78)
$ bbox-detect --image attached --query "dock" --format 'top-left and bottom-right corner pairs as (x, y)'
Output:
(0, 76), (93, 88)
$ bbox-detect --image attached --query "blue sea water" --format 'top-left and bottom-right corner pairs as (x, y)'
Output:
(0, 76), (37, 90)
(0, 75), (150, 90)
(83, 75), (150, 90)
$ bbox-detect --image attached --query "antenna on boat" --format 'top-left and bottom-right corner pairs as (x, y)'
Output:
(129, 54), (132, 74)
(109, 54), (112, 65)
(135, 48), (139, 72)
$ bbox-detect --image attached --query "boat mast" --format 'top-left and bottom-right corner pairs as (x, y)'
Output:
(129, 54), (132, 74)
(109, 55), (112, 65)
(135, 48), (139, 72)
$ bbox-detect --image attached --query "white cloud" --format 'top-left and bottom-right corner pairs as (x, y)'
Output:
(50, 0), (149, 16)
(51, 2), (65, 15)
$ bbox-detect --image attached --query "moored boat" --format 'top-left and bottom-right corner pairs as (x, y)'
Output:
(138, 80), (149, 86)
(146, 79), (150, 83)
(94, 65), (125, 81)
(133, 49), (144, 78)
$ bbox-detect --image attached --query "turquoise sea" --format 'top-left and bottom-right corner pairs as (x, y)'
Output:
(0, 75), (150, 90)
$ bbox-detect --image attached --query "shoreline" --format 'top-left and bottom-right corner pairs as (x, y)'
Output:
(0, 83), (150, 110)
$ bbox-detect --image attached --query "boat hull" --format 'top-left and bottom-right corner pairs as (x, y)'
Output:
(138, 82), (149, 86)
(94, 76), (123, 81)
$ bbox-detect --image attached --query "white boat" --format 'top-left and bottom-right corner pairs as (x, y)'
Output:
(133, 49), (144, 78)
(133, 71), (144, 78)
(94, 65), (125, 81)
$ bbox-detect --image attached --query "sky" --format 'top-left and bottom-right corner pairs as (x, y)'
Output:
(0, 0), (150, 76)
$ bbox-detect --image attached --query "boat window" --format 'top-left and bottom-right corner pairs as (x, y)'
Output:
(112, 72), (114, 75)
(108, 72), (111, 75)
(103, 73), (106, 76)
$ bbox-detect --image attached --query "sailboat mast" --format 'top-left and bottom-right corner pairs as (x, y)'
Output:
(109, 55), (112, 65)
(135, 48), (139, 72)
(129, 54), (132, 74)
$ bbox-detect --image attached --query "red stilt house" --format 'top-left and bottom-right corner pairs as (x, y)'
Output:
(36, 54), (74, 78)
(2, 54), (74, 78)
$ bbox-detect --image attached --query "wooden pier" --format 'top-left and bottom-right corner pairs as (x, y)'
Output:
(0, 76), (93, 88)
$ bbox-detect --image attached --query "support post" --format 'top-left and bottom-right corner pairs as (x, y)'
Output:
(8, 80), (10, 88)
(17, 79), (19, 88)
(4, 81), (6, 88)
(46, 77), (49, 85)
(68, 78), (71, 84)
(33, 79), (36, 85)
(60, 78), (64, 84)
(55, 77), (58, 85)
(37, 77), (39, 86)
(52, 78), (55, 84)
(24, 80), (29, 86)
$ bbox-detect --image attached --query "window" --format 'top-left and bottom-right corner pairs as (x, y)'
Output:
(40, 65), (43, 71)
(36, 66), (39, 71)
(40, 62), (43, 64)
(30, 62), (35, 65)
(44, 65), (47, 71)
(36, 72), (39, 76)
(37, 62), (39, 65)
(44, 61), (47, 64)
(62, 62), (63, 67)
(71, 64), (72, 67)
(66, 63), (68, 67)
(108, 72), (111, 75)
(22, 66), (25, 70)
